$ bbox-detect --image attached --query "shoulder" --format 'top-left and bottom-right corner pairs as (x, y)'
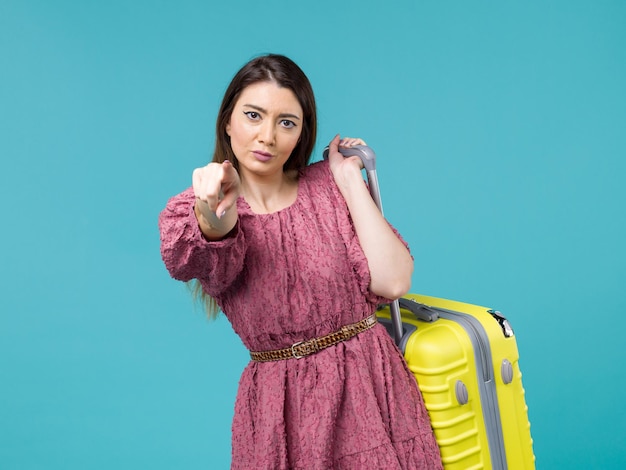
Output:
(299, 159), (331, 183)
(296, 159), (346, 207)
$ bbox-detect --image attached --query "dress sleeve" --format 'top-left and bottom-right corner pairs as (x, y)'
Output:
(158, 187), (246, 296)
(347, 219), (412, 306)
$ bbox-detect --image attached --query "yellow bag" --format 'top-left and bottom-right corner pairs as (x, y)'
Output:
(378, 294), (535, 470)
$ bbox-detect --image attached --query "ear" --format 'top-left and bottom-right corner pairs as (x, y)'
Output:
(225, 122), (231, 136)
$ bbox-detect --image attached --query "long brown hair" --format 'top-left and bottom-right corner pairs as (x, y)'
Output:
(190, 54), (318, 318)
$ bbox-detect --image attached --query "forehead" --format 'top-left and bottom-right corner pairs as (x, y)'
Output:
(236, 81), (302, 115)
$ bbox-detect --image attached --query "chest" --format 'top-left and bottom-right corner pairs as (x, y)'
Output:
(244, 209), (350, 275)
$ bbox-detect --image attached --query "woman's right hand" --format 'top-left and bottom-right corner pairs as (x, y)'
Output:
(192, 160), (241, 238)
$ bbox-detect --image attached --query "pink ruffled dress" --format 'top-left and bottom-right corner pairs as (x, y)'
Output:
(159, 160), (442, 469)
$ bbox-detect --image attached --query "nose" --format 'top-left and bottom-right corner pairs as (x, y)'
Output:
(258, 121), (276, 146)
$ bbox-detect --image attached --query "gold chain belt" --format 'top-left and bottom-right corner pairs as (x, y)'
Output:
(249, 314), (377, 362)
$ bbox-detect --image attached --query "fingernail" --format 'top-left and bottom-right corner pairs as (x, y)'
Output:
(219, 210), (227, 219)
(224, 159), (230, 164)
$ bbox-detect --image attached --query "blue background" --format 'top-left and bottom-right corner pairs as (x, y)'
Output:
(1, 1), (625, 468)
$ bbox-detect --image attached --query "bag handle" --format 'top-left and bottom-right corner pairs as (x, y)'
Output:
(323, 145), (383, 213)
(398, 298), (439, 322)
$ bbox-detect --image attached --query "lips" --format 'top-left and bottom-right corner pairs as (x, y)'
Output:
(252, 150), (272, 162)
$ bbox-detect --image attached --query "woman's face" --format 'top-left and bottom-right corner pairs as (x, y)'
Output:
(226, 81), (303, 179)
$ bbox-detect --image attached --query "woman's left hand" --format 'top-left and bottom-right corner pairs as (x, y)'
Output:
(327, 134), (367, 187)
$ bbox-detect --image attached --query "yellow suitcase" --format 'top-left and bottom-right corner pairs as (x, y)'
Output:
(378, 294), (535, 469)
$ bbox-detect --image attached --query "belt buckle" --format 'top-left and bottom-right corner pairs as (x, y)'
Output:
(291, 341), (305, 359)
(291, 338), (318, 359)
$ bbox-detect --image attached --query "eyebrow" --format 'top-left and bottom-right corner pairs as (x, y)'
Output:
(242, 104), (302, 121)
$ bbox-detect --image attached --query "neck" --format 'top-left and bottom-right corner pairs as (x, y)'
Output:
(241, 170), (298, 214)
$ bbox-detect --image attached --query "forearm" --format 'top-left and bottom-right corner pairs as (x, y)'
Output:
(339, 172), (413, 299)
(194, 199), (238, 240)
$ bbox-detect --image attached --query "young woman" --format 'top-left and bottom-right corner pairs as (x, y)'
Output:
(159, 54), (442, 469)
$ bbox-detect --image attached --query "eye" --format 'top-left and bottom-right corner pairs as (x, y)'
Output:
(280, 119), (296, 129)
(244, 111), (260, 120)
